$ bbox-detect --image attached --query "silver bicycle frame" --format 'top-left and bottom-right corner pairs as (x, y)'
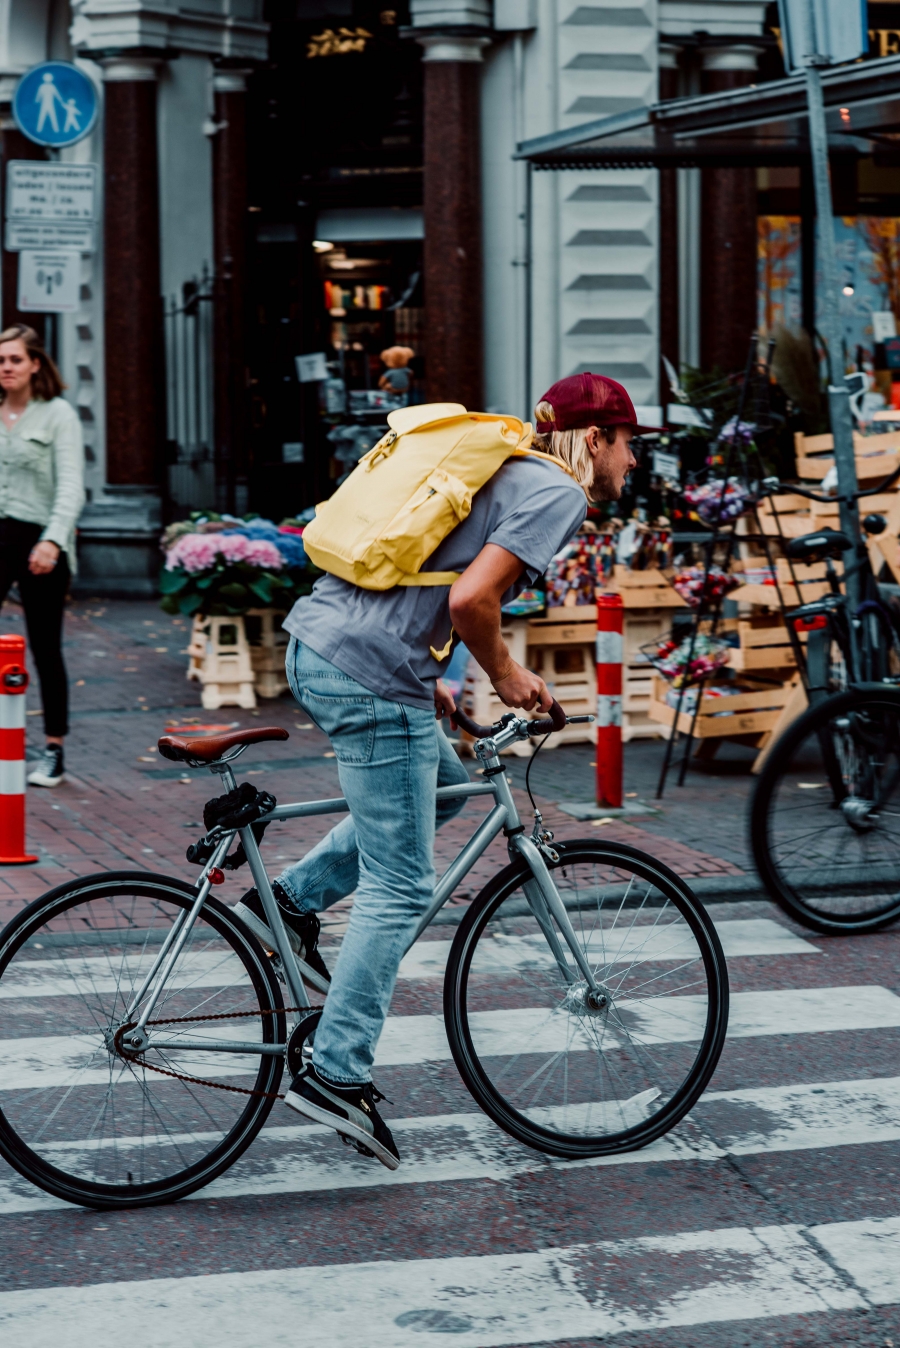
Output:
(125, 716), (600, 1056)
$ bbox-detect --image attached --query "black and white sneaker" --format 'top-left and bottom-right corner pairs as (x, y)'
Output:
(232, 883), (331, 993)
(284, 1064), (400, 1170)
(28, 745), (64, 788)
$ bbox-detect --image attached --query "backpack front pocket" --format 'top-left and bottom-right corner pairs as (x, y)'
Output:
(378, 468), (472, 574)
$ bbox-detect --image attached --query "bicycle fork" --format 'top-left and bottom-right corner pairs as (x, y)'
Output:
(490, 764), (607, 1004)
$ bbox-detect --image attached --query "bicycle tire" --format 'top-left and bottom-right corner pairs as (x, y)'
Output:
(443, 840), (729, 1160)
(0, 871), (286, 1209)
(751, 685), (900, 934)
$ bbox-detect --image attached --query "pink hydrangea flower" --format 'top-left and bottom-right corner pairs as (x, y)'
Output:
(165, 533), (220, 573)
(165, 532), (284, 573)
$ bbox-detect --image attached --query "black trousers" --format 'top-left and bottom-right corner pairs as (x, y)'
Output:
(0, 519), (70, 738)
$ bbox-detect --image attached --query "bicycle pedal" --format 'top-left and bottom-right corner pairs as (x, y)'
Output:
(267, 952), (287, 985)
(339, 1131), (375, 1159)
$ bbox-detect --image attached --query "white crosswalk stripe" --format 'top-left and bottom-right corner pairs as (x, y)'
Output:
(0, 918), (818, 1001)
(0, 909), (898, 1346)
(2, 1073), (900, 1214)
(2, 984), (897, 1088)
(1, 1216), (898, 1347)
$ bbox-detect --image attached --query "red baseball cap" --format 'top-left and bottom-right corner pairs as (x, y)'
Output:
(536, 373), (663, 434)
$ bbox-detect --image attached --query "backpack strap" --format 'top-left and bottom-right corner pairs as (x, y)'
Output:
(512, 446), (577, 477)
(396, 571), (461, 586)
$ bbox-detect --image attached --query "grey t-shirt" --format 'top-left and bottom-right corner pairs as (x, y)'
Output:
(284, 455), (587, 708)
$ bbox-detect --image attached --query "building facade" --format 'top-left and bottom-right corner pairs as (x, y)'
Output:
(0, 0), (852, 588)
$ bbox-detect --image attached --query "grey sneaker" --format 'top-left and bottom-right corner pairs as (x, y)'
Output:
(28, 745), (64, 788)
(284, 1063), (400, 1170)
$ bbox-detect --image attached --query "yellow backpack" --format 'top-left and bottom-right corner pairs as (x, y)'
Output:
(302, 402), (573, 592)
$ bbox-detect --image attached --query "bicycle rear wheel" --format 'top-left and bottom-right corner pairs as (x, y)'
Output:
(751, 685), (900, 933)
(444, 841), (729, 1159)
(0, 872), (286, 1209)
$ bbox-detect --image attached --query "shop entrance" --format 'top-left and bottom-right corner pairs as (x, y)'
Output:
(244, 0), (423, 522)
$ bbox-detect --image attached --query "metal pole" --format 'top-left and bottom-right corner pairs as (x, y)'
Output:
(803, 54), (860, 606)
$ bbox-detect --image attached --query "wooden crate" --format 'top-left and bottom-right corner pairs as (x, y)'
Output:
(526, 638), (596, 750)
(457, 619), (532, 755)
(794, 430), (900, 483)
(620, 608), (674, 741)
(728, 615), (807, 673)
(648, 674), (793, 739)
(536, 599), (675, 740)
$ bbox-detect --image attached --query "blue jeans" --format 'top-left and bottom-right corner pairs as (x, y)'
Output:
(277, 639), (470, 1084)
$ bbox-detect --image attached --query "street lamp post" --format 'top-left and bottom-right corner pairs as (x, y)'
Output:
(784, 0), (866, 605)
(803, 56), (860, 604)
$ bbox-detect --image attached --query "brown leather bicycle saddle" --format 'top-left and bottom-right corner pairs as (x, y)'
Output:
(158, 726), (289, 764)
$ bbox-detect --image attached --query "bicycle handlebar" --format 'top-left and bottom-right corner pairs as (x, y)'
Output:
(451, 698), (569, 740)
(765, 461), (900, 506)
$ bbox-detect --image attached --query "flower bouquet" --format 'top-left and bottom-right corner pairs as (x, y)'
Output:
(681, 477), (750, 525)
(159, 514), (317, 616)
(644, 632), (733, 688)
(671, 564), (741, 609)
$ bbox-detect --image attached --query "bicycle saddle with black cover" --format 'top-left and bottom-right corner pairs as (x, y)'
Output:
(786, 528), (854, 564)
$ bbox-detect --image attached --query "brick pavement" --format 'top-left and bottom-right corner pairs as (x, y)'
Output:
(0, 596), (743, 930)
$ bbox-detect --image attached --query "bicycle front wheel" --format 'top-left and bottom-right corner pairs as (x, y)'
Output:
(751, 685), (900, 933)
(0, 871), (286, 1209)
(444, 841), (728, 1159)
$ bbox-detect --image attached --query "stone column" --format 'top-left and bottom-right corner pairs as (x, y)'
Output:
(699, 46), (759, 373)
(76, 55), (165, 596)
(658, 46), (680, 388)
(102, 55), (165, 488)
(418, 35), (488, 409)
(212, 66), (251, 514)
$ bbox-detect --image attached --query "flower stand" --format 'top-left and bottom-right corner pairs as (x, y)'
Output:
(191, 616), (257, 710)
(245, 609), (289, 699)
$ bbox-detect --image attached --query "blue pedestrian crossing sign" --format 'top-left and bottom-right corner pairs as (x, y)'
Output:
(13, 62), (98, 149)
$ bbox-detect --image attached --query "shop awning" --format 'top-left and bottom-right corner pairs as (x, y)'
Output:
(516, 53), (900, 169)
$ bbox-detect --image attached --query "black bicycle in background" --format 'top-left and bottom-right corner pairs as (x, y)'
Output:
(751, 464), (900, 933)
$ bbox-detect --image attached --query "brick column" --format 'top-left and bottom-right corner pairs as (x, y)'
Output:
(101, 55), (165, 488)
(418, 35), (487, 409)
(699, 47), (759, 374)
(212, 66), (251, 514)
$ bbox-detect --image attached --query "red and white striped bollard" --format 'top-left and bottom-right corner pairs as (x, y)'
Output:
(596, 593), (623, 809)
(0, 634), (37, 864)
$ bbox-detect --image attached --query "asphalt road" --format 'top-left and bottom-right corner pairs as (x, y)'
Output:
(1, 902), (900, 1345)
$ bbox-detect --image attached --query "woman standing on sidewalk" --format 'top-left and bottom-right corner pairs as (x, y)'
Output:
(0, 324), (84, 788)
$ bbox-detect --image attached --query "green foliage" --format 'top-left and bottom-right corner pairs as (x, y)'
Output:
(158, 559), (313, 618)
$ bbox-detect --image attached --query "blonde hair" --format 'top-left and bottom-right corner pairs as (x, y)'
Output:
(533, 400), (616, 498)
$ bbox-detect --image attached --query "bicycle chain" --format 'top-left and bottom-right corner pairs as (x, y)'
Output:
(113, 1005), (317, 1101)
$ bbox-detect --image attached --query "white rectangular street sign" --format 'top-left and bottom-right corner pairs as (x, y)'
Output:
(17, 251), (81, 313)
(5, 220), (94, 253)
(873, 311), (897, 342)
(6, 162), (96, 223)
(295, 352), (329, 382)
(777, 0), (868, 73)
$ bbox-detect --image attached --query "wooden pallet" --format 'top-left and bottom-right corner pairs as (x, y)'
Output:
(794, 429), (900, 482)
(647, 674), (793, 740)
(728, 615), (807, 673)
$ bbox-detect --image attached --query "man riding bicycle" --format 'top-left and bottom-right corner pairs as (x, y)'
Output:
(232, 374), (650, 1168)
